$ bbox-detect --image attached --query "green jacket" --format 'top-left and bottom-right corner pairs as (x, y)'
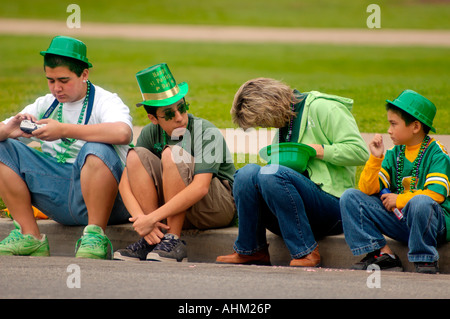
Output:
(295, 91), (369, 198)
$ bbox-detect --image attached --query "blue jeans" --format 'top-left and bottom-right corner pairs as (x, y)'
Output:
(0, 139), (130, 226)
(340, 189), (447, 263)
(233, 164), (342, 259)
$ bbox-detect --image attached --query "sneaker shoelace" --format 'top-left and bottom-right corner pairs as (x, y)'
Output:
(156, 236), (183, 252)
(0, 229), (24, 245)
(75, 232), (113, 252)
(127, 237), (152, 251)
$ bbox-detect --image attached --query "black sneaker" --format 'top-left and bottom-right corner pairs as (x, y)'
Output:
(113, 237), (155, 261)
(146, 233), (187, 262)
(414, 261), (439, 274)
(351, 250), (403, 272)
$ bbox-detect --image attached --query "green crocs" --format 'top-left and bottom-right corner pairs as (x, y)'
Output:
(0, 221), (50, 256)
(75, 225), (113, 259)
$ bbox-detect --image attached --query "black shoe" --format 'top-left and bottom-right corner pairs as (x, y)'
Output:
(113, 237), (155, 261)
(146, 233), (187, 262)
(351, 250), (403, 272)
(414, 261), (439, 274)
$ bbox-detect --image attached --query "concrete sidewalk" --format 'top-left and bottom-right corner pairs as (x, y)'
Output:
(30, 127), (449, 155)
(217, 130), (450, 155)
(0, 218), (448, 274)
(1, 18), (450, 47)
(132, 126), (450, 155)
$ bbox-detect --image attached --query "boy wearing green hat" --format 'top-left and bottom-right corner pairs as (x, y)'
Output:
(114, 63), (235, 262)
(340, 90), (450, 274)
(0, 36), (133, 259)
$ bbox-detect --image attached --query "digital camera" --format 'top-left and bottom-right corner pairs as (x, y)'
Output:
(20, 120), (46, 134)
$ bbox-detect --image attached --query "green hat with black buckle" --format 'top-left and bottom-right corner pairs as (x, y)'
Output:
(40, 35), (92, 68)
(386, 89), (436, 133)
(135, 63), (188, 108)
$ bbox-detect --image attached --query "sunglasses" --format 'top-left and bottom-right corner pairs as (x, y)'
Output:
(157, 101), (190, 121)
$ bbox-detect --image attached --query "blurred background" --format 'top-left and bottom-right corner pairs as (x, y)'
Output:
(1, 0), (449, 130)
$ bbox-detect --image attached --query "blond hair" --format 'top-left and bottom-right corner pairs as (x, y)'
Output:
(231, 78), (298, 130)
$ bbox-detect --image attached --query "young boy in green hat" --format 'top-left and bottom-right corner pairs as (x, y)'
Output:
(114, 63), (235, 262)
(0, 35), (133, 259)
(340, 89), (450, 274)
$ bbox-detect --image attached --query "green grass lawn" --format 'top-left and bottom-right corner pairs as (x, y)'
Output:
(1, 35), (449, 133)
(1, 31), (449, 211)
(1, 0), (450, 29)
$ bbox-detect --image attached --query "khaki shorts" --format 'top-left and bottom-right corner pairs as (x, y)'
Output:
(134, 146), (236, 230)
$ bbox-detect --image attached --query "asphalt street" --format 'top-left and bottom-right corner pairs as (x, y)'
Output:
(1, 255), (449, 301)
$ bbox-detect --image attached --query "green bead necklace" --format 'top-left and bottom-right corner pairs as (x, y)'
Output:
(395, 135), (430, 194)
(55, 80), (91, 163)
(154, 116), (191, 154)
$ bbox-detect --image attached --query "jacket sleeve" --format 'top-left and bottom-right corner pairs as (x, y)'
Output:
(358, 154), (384, 195)
(317, 100), (369, 166)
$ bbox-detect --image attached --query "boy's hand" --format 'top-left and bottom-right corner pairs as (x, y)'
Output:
(381, 193), (398, 212)
(33, 118), (63, 141)
(144, 223), (171, 245)
(3, 113), (36, 139)
(130, 214), (170, 240)
(369, 134), (384, 158)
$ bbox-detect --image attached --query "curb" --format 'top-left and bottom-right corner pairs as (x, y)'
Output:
(1, 218), (448, 273)
(134, 127), (450, 155)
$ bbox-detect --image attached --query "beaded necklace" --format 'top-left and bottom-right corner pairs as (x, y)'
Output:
(54, 80), (91, 163)
(154, 116), (191, 153)
(162, 131), (187, 152)
(395, 135), (431, 194)
(279, 103), (295, 143)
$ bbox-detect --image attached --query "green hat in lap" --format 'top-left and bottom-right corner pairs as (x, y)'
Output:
(386, 89), (436, 133)
(40, 35), (92, 68)
(135, 63), (188, 107)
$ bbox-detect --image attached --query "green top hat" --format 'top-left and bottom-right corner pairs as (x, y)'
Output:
(386, 89), (436, 133)
(136, 63), (188, 108)
(40, 35), (92, 68)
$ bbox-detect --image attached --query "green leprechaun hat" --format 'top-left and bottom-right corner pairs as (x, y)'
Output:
(135, 63), (188, 107)
(386, 89), (436, 133)
(40, 35), (92, 68)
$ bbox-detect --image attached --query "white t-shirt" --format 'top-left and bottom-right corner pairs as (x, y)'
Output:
(3, 84), (133, 165)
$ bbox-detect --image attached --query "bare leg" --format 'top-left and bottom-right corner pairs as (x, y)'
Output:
(125, 150), (159, 214)
(161, 147), (187, 237)
(380, 245), (394, 255)
(120, 149), (171, 245)
(80, 155), (118, 230)
(0, 163), (40, 238)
